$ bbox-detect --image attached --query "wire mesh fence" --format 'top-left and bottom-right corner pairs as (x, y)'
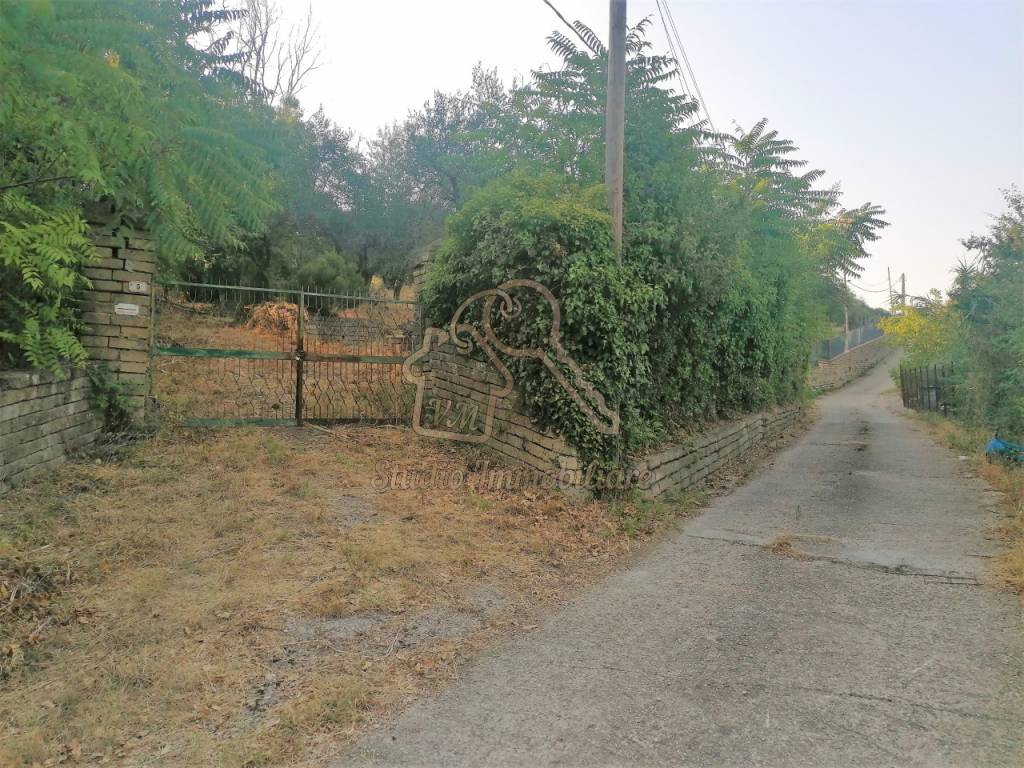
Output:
(899, 362), (955, 415)
(811, 324), (884, 363)
(152, 281), (420, 425)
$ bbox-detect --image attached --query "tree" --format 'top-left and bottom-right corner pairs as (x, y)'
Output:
(0, 0), (282, 369)
(231, 0), (322, 109)
(881, 187), (1022, 438)
(420, 18), (875, 462)
(949, 187), (1024, 436)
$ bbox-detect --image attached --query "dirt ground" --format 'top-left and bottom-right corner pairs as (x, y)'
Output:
(0, 411), (811, 767)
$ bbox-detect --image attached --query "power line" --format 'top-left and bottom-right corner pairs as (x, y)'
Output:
(654, 0), (694, 118)
(851, 278), (890, 290)
(658, 0), (717, 136)
(850, 283), (892, 293)
(540, 0), (600, 55)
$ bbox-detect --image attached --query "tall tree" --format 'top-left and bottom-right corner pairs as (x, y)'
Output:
(0, 0), (281, 368)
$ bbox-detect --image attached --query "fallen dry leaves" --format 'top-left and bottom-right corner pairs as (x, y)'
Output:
(0, 405), (812, 766)
(0, 425), (667, 766)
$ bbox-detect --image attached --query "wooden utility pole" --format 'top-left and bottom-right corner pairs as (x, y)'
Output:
(900, 273), (906, 305)
(605, 0), (626, 254)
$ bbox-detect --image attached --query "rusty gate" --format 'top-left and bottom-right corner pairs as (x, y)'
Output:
(151, 281), (420, 425)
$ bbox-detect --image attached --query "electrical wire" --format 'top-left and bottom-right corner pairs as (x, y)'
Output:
(659, 0), (717, 136)
(654, 0), (694, 113)
(849, 283), (892, 293)
(850, 276), (891, 290)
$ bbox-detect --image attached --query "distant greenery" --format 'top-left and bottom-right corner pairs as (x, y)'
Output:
(423, 21), (888, 463)
(882, 187), (1023, 440)
(2, 0), (895, 458)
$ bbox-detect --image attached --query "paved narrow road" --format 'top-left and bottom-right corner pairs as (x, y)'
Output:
(341, 360), (1024, 767)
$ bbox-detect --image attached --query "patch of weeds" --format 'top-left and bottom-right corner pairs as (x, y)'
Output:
(288, 479), (321, 500)
(264, 436), (289, 465)
(608, 491), (699, 539)
(279, 677), (371, 729)
(86, 362), (135, 434)
(464, 491), (495, 511)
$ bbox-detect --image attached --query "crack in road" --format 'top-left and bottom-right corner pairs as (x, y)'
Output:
(684, 531), (985, 584)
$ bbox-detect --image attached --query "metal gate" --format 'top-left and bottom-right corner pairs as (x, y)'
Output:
(151, 281), (420, 425)
(899, 362), (954, 415)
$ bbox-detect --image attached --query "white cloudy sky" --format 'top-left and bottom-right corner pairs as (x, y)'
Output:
(277, 0), (1023, 308)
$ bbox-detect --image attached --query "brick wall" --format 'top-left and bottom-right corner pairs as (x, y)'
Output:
(416, 343), (581, 474)
(0, 369), (102, 493)
(79, 219), (155, 416)
(632, 407), (801, 498)
(416, 343), (801, 499)
(808, 336), (890, 392)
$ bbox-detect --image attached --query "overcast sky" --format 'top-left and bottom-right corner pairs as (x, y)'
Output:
(282, 0), (1023, 308)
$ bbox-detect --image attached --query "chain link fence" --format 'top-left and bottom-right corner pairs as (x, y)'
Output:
(812, 324), (884, 363)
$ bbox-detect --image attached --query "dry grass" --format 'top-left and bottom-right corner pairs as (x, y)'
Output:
(763, 534), (810, 560)
(0, 426), (683, 767)
(909, 413), (1024, 595)
(762, 532), (836, 561)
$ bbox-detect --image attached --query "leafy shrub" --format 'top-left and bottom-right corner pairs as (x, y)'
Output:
(292, 251), (364, 296)
(86, 363), (135, 433)
(424, 174), (662, 464)
(949, 188), (1024, 438)
(882, 188), (1023, 440)
(0, 0), (282, 372)
(423, 172), (821, 465)
(0, 193), (91, 372)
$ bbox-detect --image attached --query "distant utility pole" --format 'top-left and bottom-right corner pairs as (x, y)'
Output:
(843, 275), (850, 352)
(901, 273), (906, 305)
(605, 0), (626, 254)
(887, 267), (893, 309)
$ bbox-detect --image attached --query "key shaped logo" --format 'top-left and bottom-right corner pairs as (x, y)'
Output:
(403, 279), (619, 443)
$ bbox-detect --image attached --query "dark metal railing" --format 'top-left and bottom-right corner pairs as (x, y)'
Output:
(899, 363), (955, 415)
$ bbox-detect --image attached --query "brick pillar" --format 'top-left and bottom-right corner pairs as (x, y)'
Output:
(79, 220), (156, 418)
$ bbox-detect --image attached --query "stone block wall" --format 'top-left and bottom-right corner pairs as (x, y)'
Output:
(0, 369), (102, 492)
(416, 343), (580, 474)
(417, 343), (802, 499)
(80, 220), (155, 416)
(808, 336), (890, 392)
(632, 407), (801, 498)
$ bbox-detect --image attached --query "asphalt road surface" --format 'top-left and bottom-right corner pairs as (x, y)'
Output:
(340, 359), (1024, 767)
